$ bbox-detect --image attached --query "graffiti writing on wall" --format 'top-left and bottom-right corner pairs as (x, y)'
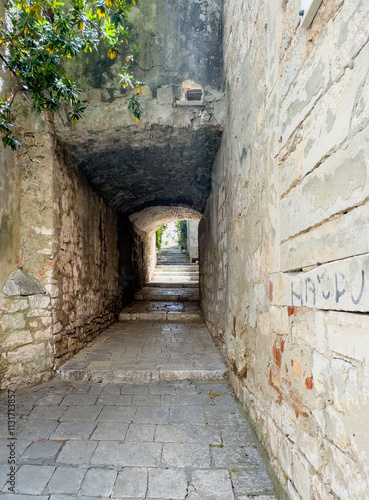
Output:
(290, 268), (367, 310)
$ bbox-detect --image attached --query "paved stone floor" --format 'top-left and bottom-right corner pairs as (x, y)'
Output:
(56, 322), (228, 383)
(0, 379), (278, 499)
(0, 273), (279, 499)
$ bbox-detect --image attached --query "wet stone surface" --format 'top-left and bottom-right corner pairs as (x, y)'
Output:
(0, 380), (278, 499)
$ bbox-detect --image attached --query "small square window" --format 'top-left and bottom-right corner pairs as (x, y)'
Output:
(186, 89), (203, 101)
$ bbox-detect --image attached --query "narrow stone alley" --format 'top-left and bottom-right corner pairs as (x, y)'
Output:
(2, 2), (368, 498)
(0, 251), (279, 499)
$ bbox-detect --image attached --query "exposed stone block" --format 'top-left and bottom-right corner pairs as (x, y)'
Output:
(2, 330), (33, 349)
(2, 269), (47, 296)
(329, 443), (368, 499)
(279, 57), (330, 146)
(0, 298), (28, 313)
(28, 295), (50, 309)
(326, 311), (369, 362)
(311, 352), (330, 398)
(34, 327), (53, 341)
(280, 203), (369, 272)
(0, 312), (26, 332)
(5, 342), (48, 364)
(331, 359), (359, 412)
(291, 449), (313, 500)
(281, 128), (369, 241)
(325, 406), (351, 452)
(311, 474), (336, 500)
(271, 254), (369, 313)
(27, 309), (52, 318)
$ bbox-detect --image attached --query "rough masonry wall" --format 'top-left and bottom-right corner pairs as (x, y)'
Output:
(200, 1), (369, 499)
(0, 54), (19, 290)
(1, 105), (124, 388)
(1, 112), (58, 390)
(0, 145), (19, 290)
(52, 146), (122, 367)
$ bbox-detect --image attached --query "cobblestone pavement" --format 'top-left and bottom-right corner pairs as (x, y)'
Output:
(0, 379), (278, 499)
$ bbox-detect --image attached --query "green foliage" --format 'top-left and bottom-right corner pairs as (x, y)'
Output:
(0, 0), (142, 149)
(156, 224), (167, 250)
(0, 99), (20, 150)
(175, 220), (187, 249)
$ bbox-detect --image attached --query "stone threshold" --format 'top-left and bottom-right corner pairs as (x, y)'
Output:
(56, 368), (228, 383)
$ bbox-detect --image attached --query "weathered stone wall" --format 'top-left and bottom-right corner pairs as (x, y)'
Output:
(65, 0), (223, 98)
(187, 220), (199, 261)
(0, 146), (19, 291)
(1, 106), (125, 387)
(0, 40), (19, 290)
(200, 0), (369, 498)
(52, 145), (122, 367)
(0, 111), (58, 390)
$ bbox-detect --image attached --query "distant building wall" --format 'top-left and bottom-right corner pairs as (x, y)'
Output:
(187, 220), (199, 261)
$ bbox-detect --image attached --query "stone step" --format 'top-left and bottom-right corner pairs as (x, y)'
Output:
(157, 256), (190, 261)
(57, 367), (227, 383)
(155, 266), (199, 271)
(156, 260), (191, 265)
(119, 300), (203, 322)
(153, 271), (199, 277)
(146, 281), (199, 288)
(135, 287), (199, 302)
(56, 320), (228, 384)
(151, 275), (199, 282)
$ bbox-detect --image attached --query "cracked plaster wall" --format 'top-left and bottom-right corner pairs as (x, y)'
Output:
(64, 0), (223, 99)
(199, 1), (369, 498)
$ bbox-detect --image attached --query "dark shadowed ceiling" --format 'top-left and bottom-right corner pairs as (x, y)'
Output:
(57, 124), (223, 216)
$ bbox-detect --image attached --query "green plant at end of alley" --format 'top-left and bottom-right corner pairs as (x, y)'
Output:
(156, 224), (167, 251)
(0, 0), (143, 150)
(176, 220), (187, 250)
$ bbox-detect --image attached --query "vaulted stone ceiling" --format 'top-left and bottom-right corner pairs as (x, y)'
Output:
(56, 119), (223, 216)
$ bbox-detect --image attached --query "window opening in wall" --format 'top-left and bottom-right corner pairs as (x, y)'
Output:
(186, 89), (203, 101)
(177, 80), (204, 106)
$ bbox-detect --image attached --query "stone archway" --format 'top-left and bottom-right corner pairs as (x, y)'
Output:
(128, 206), (202, 285)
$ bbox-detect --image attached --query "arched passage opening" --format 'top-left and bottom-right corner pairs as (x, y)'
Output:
(128, 206), (202, 287)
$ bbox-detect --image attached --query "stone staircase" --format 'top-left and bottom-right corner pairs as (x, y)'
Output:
(156, 246), (191, 265)
(119, 250), (200, 322)
(151, 265), (199, 283)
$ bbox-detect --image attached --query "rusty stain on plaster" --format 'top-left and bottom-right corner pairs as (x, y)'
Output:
(305, 376), (313, 389)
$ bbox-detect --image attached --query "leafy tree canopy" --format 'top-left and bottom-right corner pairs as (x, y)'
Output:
(0, 0), (142, 150)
